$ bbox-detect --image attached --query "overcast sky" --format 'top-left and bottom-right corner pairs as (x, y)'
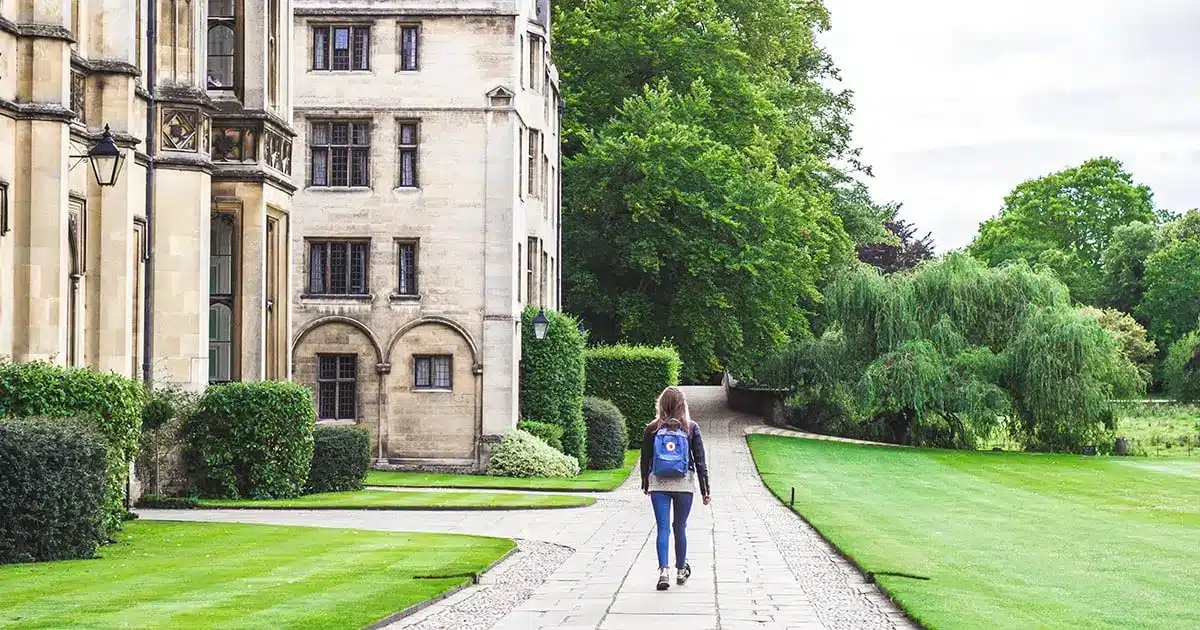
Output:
(820, 0), (1200, 251)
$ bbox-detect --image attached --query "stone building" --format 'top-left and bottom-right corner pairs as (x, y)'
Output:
(0, 0), (295, 390)
(290, 0), (563, 470)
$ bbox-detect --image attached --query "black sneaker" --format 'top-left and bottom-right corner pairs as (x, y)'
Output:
(657, 568), (670, 591)
(676, 563), (692, 586)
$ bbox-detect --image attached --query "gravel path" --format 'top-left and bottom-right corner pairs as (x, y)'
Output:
(138, 386), (920, 629)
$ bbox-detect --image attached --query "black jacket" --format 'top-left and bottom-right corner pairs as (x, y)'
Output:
(640, 421), (710, 497)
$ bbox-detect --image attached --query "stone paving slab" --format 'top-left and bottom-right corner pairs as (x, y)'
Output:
(139, 386), (921, 630)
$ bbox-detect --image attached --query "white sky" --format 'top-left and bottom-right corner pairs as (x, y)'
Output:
(820, 0), (1200, 251)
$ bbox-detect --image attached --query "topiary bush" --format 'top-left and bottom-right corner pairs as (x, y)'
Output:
(182, 381), (316, 500)
(305, 426), (371, 494)
(584, 345), (682, 448)
(582, 397), (627, 469)
(0, 361), (143, 535)
(488, 429), (580, 478)
(1164, 329), (1200, 403)
(518, 420), (565, 452)
(0, 418), (108, 564)
(520, 307), (588, 467)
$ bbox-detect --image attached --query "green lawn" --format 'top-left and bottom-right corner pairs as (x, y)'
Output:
(1113, 402), (1200, 457)
(366, 450), (639, 491)
(980, 403), (1200, 458)
(191, 489), (593, 510)
(748, 434), (1200, 630)
(0, 521), (513, 629)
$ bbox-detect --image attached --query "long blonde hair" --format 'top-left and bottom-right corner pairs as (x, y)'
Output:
(653, 386), (691, 431)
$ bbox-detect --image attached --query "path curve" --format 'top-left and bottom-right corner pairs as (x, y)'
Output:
(139, 386), (918, 630)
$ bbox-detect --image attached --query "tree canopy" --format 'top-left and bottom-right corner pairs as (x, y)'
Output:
(555, 0), (870, 379)
(857, 204), (935, 274)
(968, 157), (1162, 304)
(755, 255), (1142, 452)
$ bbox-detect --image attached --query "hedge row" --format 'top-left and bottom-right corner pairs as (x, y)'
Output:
(0, 418), (109, 564)
(583, 397), (627, 470)
(520, 307), (588, 468)
(306, 426), (371, 494)
(0, 362), (143, 535)
(182, 381), (316, 500)
(584, 345), (682, 448)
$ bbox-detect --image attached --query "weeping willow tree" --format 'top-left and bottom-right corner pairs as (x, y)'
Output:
(756, 254), (1142, 451)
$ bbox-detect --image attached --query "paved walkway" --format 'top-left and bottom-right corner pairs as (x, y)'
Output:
(139, 387), (917, 630)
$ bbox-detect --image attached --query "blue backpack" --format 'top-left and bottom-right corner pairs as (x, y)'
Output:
(652, 423), (691, 477)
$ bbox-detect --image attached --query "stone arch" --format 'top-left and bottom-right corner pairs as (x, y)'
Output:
(384, 315), (480, 370)
(381, 316), (482, 462)
(292, 315), (384, 366)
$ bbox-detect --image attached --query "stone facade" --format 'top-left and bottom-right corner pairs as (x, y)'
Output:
(0, 0), (295, 390)
(290, 0), (562, 469)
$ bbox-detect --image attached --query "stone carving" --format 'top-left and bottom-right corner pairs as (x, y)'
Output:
(200, 116), (211, 155)
(264, 130), (292, 174)
(70, 71), (86, 122)
(161, 108), (199, 152)
(212, 126), (259, 162)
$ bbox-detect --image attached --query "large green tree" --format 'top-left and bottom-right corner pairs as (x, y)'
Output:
(565, 84), (850, 380)
(1098, 221), (1161, 314)
(555, 0), (869, 378)
(755, 255), (1142, 452)
(969, 157), (1162, 304)
(1139, 235), (1200, 348)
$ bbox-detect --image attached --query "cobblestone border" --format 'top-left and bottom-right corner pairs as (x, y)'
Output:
(384, 539), (575, 630)
(738, 422), (922, 629)
(366, 545), (520, 629)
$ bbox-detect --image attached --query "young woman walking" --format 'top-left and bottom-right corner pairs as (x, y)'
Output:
(640, 386), (711, 591)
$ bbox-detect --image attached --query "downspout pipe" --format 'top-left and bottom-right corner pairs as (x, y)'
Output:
(142, 0), (157, 385)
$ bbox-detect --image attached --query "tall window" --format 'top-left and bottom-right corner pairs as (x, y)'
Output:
(209, 215), (236, 382)
(414, 355), (452, 390)
(209, 305), (233, 382)
(396, 240), (418, 296)
(398, 121), (418, 187)
(313, 26), (370, 71)
(527, 130), (540, 197)
(207, 0), (237, 90)
(516, 241), (522, 302)
(268, 0), (279, 107)
(399, 25), (419, 71)
(310, 121), (370, 187)
(317, 354), (357, 420)
(307, 240), (368, 295)
(540, 250), (548, 306)
(528, 36), (543, 93)
(527, 236), (538, 306)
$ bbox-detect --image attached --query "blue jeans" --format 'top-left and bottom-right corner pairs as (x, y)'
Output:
(650, 491), (694, 569)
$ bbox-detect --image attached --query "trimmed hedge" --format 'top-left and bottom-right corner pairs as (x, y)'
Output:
(584, 345), (682, 447)
(520, 307), (588, 468)
(583, 397), (627, 470)
(488, 429), (580, 478)
(1164, 329), (1200, 403)
(134, 494), (202, 509)
(0, 362), (144, 535)
(518, 420), (565, 452)
(182, 381), (316, 500)
(305, 426), (371, 494)
(0, 418), (108, 564)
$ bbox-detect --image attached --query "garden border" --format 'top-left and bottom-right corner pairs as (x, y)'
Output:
(744, 431), (926, 630)
(363, 544), (520, 630)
